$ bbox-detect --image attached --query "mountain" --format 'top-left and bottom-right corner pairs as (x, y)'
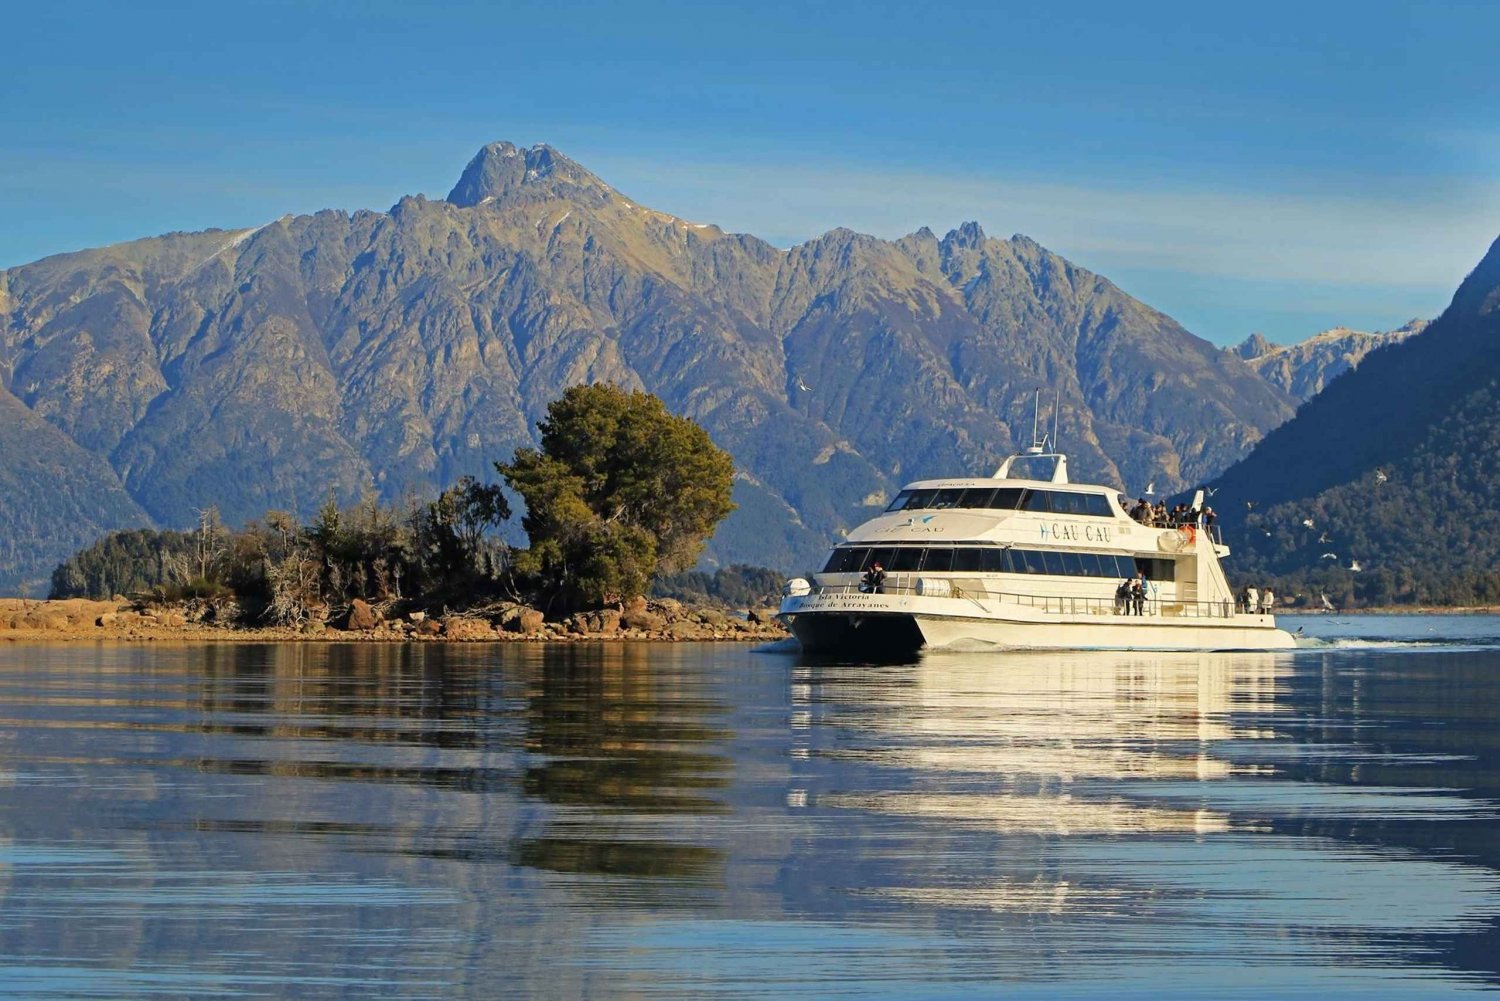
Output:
(1233, 319), (1428, 400)
(1208, 239), (1500, 605)
(0, 141), (1296, 591)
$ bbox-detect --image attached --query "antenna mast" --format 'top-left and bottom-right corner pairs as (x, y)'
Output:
(1051, 391), (1060, 452)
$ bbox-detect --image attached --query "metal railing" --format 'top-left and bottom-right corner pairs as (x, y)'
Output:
(802, 576), (1239, 620)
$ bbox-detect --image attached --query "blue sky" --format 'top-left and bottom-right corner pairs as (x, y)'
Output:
(3, 0), (1498, 344)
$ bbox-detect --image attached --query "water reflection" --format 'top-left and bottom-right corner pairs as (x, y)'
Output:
(0, 636), (1498, 996)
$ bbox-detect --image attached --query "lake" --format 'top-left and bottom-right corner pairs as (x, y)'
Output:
(1, 616), (1499, 998)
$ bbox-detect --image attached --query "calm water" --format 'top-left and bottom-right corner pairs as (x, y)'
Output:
(2, 617), (1500, 998)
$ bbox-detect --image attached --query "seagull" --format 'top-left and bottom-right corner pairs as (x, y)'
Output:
(1204, 486), (1218, 497)
(1318, 532), (1332, 543)
(1320, 552), (1338, 560)
(1245, 500), (1256, 510)
(1301, 518), (1315, 529)
(1348, 560), (1363, 572)
(1320, 593), (1335, 611)
(1144, 481), (1155, 496)
(795, 376), (813, 392)
(1375, 469), (1388, 484)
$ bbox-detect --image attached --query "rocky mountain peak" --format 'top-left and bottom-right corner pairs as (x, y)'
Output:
(941, 221), (988, 250)
(1234, 333), (1276, 360)
(446, 141), (615, 208)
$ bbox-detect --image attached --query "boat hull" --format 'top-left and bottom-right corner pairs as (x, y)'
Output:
(778, 592), (1296, 656)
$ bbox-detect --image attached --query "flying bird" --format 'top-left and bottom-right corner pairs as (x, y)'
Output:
(1245, 500), (1256, 510)
(795, 376), (813, 392)
(1318, 532), (1332, 543)
(1320, 593), (1336, 611)
(1320, 552), (1338, 560)
(1375, 469), (1388, 484)
(1301, 518), (1315, 529)
(1144, 481), (1155, 496)
(1204, 486), (1218, 497)
(1348, 560), (1363, 572)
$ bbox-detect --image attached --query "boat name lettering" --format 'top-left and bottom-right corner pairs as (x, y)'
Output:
(1040, 522), (1111, 543)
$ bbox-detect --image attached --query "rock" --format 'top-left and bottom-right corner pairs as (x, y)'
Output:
(408, 610), (427, 623)
(623, 595), (649, 616)
(572, 609), (623, 634)
(300, 620), (326, 635)
(412, 618), (441, 636)
(347, 598), (380, 631)
(440, 616), (494, 641)
(164, 612), (186, 628)
(516, 609), (546, 635)
(747, 607), (779, 624)
(653, 598), (684, 620)
(621, 609), (665, 632)
(667, 620), (709, 640)
(96, 612), (119, 627)
(695, 609), (731, 628)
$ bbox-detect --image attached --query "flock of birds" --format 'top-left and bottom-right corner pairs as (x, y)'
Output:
(1140, 467), (1393, 576)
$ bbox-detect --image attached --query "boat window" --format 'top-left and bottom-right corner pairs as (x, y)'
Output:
(1085, 494), (1114, 517)
(885, 491), (913, 512)
(956, 487), (996, 509)
(864, 547), (896, 572)
(988, 488), (1025, 510)
(952, 548), (985, 572)
(921, 548), (954, 572)
(929, 488), (966, 509)
(821, 547), (868, 573)
(890, 489), (935, 511)
(1134, 556), (1176, 581)
(1042, 551), (1067, 575)
(890, 547), (923, 572)
(1020, 489), (1052, 513)
(1096, 554), (1125, 578)
(981, 548), (1011, 573)
(1013, 550), (1044, 574)
(1057, 551), (1085, 576)
(1050, 492), (1085, 516)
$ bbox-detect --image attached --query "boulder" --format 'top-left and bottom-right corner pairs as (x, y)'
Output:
(623, 595), (649, 616)
(415, 618), (443, 636)
(653, 598), (684, 620)
(347, 598), (379, 631)
(621, 608), (665, 632)
(408, 610), (427, 623)
(513, 609), (546, 635)
(572, 609), (623, 634)
(667, 620), (709, 640)
(441, 616), (494, 641)
(695, 609), (731, 628)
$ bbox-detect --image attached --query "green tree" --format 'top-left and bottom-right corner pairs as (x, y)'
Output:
(498, 384), (736, 608)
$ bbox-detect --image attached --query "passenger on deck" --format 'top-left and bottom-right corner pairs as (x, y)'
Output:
(1259, 588), (1275, 614)
(1132, 574), (1147, 616)
(1244, 585), (1259, 614)
(861, 561), (887, 595)
(1115, 579), (1131, 615)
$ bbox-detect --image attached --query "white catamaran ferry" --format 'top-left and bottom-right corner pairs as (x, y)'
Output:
(777, 430), (1295, 656)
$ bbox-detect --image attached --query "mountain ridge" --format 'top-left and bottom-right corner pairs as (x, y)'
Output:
(0, 141), (1300, 591)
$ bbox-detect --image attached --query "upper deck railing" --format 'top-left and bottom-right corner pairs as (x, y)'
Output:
(797, 577), (1241, 620)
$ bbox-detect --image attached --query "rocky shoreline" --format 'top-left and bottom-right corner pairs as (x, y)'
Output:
(0, 597), (789, 644)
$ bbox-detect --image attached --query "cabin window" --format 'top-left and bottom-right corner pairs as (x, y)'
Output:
(952, 548), (985, 572)
(1057, 551), (1085, 576)
(821, 547), (868, 573)
(922, 548), (954, 572)
(890, 547), (923, 572)
(955, 487), (996, 509)
(888, 489), (935, 512)
(864, 547), (896, 572)
(981, 548), (1010, 573)
(988, 488), (1025, 510)
(928, 488), (966, 509)
(1134, 556), (1176, 581)
(1020, 489), (1052, 513)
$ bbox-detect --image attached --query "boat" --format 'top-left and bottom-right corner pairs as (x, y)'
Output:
(777, 412), (1295, 657)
